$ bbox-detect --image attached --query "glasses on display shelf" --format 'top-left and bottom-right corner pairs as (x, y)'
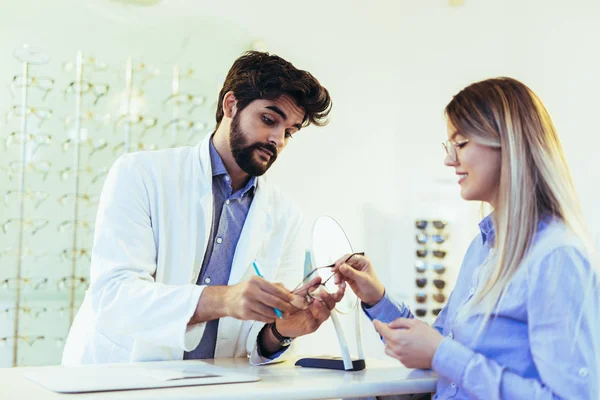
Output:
(5, 160), (51, 181)
(0, 277), (48, 291)
(59, 165), (108, 184)
(2, 306), (48, 319)
(432, 308), (442, 316)
(415, 308), (427, 317)
(0, 335), (45, 347)
(114, 114), (158, 137)
(433, 279), (446, 290)
(415, 220), (428, 230)
(415, 220), (448, 231)
(4, 131), (52, 155)
(0, 247), (50, 262)
(415, 292), (427, 303)
(63, 56), (108, 73)
(64, 111), (113, 132)
(163, 93), (207, 114)
(56, 305), (82, 317)
(433, 293), (446, 303)
(442, 139), (469, 164)
(415, 261), (427, 274)
(10, 75), (55, 100)
(416, 249), (428, 258)
(56, 276), (89, 290)
(2, 218), (49, 235)
(57, 219), (94, 233)
(416, 277), (427, 288)
(64, 81), (110, 105)
(57, 193), (99, 207)
(6, 106), (53, 126)
(416, 233), (447, 245)
(61, 137), (108, 159)
(162, 118), (207, 134)
(112, 141), (157, 155)
(132, 61), (160, 86)
(59, 248), (90, 262)
(432, 250), (447, 259)
(431, 263), (446, 275)
(4, 189), (50, 209)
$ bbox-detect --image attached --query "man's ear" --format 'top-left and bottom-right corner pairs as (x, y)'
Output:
(222, 91), (237, 119)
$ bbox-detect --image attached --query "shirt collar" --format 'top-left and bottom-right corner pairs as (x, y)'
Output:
(479, 213), (496, 246)
(208, 138), (257, 195)
(478, 212), (555, 247)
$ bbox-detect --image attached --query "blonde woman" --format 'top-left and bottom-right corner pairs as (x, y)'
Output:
(334, 78), (599, 399)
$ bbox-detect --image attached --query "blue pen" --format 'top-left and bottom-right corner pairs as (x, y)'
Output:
(252, 260), (283, 319)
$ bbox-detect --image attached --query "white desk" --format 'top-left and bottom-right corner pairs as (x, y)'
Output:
(0, 357), (437, 400)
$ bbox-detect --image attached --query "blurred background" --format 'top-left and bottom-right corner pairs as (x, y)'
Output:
(0, 0), (599, 367)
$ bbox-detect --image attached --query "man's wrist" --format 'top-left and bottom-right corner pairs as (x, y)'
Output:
(259, 323), (284, 355)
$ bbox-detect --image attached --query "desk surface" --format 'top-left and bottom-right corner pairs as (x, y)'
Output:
(0, 357), (437, 400)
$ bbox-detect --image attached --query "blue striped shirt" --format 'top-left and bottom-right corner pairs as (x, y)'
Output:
(365, 214), (600, 399)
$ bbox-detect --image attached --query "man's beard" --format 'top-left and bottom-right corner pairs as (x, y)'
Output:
(229, 113), (278, 176)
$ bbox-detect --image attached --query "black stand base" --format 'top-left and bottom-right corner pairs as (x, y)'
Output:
(295, 356), (366, 371)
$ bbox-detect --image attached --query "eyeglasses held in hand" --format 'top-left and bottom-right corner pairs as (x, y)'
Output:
(293, 252), (364, 302)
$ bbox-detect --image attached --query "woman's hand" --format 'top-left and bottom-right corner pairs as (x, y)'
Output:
(333, 253), (385, 306)
(374, 318), (443, 369)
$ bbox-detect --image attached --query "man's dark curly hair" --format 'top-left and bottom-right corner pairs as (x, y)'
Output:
(215, 51), (332, 129)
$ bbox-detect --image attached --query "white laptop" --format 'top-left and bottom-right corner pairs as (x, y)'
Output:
(24, 360), (260, 393)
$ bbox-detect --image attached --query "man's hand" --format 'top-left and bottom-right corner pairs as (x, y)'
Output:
(259, 280), (345, 354)
(190, 276), (307, 325)
(373, 318), (443, 369)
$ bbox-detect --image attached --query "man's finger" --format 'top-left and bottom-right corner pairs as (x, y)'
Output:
(293, 276), (321, 296)
(257, 278), (296, 303)
(259, 291), (298, 314)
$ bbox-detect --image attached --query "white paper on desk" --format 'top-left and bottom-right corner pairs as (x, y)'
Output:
(136, 365), (220, 381)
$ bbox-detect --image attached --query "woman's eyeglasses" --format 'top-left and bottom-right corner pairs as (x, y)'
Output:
(442, 139), (469, 163)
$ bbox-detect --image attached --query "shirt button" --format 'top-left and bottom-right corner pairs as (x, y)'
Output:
(579, 367), (588, 378)
(204, 277), (211, 284)
(469, 288), (475, 295)
(224, 176), (230, 182)
(225, 200), (230, 205)
(448, 332), (454, 339)
(451, 382), (457, 388)
(216, 237), (223, 244)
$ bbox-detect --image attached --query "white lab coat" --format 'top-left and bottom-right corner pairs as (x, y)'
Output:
(62, 136), (304, 365)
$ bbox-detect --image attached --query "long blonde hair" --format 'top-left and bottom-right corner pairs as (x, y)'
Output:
(445, 77), (596, 324)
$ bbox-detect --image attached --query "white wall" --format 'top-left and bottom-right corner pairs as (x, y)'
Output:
(0, 0), (599, 363)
